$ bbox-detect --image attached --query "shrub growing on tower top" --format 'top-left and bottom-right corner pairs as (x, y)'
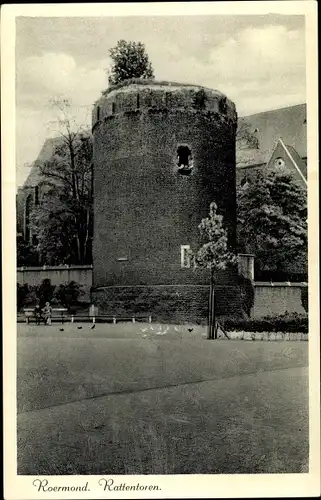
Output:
(108, 40), (154, 86)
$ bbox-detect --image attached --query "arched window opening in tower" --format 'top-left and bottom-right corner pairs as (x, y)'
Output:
(177, 145), (193, 176)
(97, 106), (100, 121)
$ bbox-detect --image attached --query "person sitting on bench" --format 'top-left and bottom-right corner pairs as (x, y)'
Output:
(34, 303), (43, 325)
(43, 302), (52, 325)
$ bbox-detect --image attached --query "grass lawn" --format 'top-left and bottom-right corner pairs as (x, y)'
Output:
(17, 323), (308, 475)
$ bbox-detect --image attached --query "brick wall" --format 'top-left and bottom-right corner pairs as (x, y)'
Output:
(92, 284), (242, 323)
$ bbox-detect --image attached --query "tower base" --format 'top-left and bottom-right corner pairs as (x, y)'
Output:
(91, 284), (243, 324)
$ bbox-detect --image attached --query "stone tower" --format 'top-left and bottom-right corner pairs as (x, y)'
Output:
(91, 80), (241, 322)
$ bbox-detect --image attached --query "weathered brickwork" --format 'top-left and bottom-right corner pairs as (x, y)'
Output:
(92, 80), (241, 320)
(93, 284), (241, 324)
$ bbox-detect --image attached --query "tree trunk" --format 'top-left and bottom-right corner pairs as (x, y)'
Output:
(211, 281), (216, 339)
(207, 277), (213, 340)
(83, 209), (90, 262)
(74, 215), (82, 263)
(208, 270), (216, 340)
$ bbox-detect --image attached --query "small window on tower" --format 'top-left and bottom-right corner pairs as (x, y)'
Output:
(97, 106), (100, 121)
(177, 145), (193, 176)
(181, 245), (191, 269)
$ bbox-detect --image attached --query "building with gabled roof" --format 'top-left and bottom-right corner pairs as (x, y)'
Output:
(22, 137), (63, 189)
(236, 103), (307, 282)
(16, 137), (64, 243)
(266, 138), (307, 186)
(236, 103), (307, 187)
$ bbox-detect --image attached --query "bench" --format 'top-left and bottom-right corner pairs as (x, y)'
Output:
(23, 307), (68, 324)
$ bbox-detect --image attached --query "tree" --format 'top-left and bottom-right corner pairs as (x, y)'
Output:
(17, 283), (29, 311)
(193, 202), (237, 339)
(37, 278), (55, 308)
(30, 100), (93, 265)
(237, 170), (307, 277)
(108, 40), (154, 86)
(236, 121), (260, 150)
(54, 281), (83, 310)
(17, 234), (39, 266)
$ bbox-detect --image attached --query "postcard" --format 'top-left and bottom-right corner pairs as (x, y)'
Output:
(2, 2), (320, 498)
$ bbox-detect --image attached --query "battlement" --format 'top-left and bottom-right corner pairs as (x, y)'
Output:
(92, 80), (237, 130)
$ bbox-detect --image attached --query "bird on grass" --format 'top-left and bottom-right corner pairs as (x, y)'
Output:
(77, 326), (82, 330)
(188, 328), (193, 332)
(59, 328), (64, 332)
(91, 324), (96, 330)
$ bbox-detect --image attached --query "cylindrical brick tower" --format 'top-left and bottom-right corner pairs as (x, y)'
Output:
(92, 80), (241, 321)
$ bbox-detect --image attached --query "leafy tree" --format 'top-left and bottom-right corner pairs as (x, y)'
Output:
(17, 234), (39, 266)
(30, 100), (93, 265)
(17, 283), (29, 311)
(37, 278), (55, 308)
(193, 202), (237, 339)
(108, 40), (154, 85)
(236, 121), (259, 150)
(237, 170), (307, 276)
(54, 281), (83, 310)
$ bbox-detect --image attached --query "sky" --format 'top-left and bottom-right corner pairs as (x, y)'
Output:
(16, 14), (306, 187)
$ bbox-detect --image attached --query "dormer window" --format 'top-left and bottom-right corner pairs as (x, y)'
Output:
(177, 145), (193, 176)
